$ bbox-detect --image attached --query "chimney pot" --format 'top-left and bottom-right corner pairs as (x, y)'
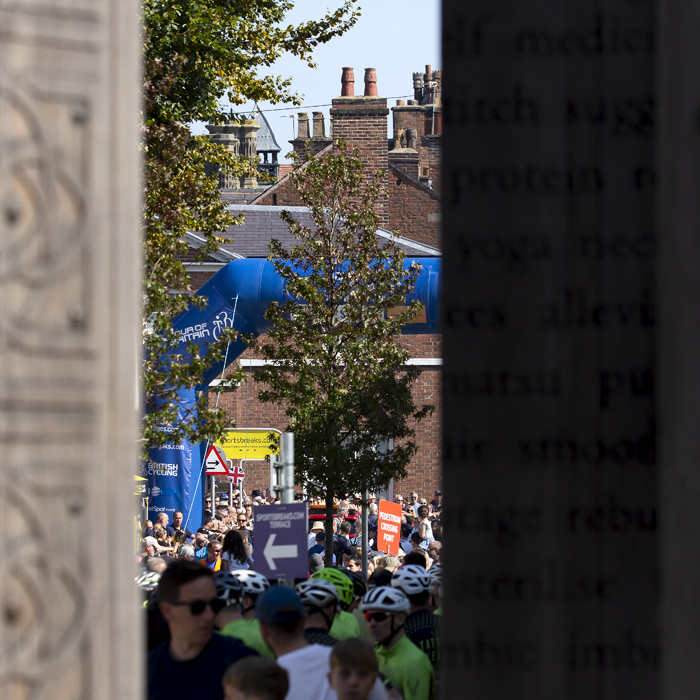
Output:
(396, 99), (405, 106)
(297, 112), (309, 139)
(312, 111), (325, 137)
(407, 99), (418, 106)
(364, 68), (378, 97)
(341, 67), (355, 96)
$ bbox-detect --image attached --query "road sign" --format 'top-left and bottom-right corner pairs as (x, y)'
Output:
(229, 464), (245, 484)
(377, 499), (402, 555)
(214, 429), (281, 460)
(253, 502), (308, 579)
(205, 445), (229, 475)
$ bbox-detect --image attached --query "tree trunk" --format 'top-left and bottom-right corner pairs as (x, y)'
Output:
(324, 485), (335, 567)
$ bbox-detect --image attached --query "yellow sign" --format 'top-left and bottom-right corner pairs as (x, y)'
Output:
(214, 429), (281, 460)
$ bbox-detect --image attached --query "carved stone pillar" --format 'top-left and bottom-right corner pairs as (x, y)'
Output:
(0, 0), (142, 697)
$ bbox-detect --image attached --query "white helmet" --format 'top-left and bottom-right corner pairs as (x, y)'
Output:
(296, 579), (340, 609)
(391, 565), (431, 596)
(360, 586), (410, 614)
(215, 571), (244, 606)
(231, 570), (270, 596)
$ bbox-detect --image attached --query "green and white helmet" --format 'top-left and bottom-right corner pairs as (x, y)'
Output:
(296, 579), (340, 609)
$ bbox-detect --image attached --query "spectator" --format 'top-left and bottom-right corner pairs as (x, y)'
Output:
(143, 520), (155, 537)
(403, 548), (430, 570)
(309, 521), (324, 548)
(430, 490), (442, 510)
(367, 504), (378, 531)
(408, 492), (420, 517)
(148, 561), (256, 700)
(222, 657), (289, 700)
(427, 541), (442, 564)
(204, 540), (223, 571)
(193, 528), (209, 560)
(221, 529), (251, 572)
(416, 506), (434, 547)
(399, 524), (413, 555)
(166, 510), (193, 540)
(335, 521), (352, 557)
(328, 639), (379, 700)
(409, 532), (423, 551)
(309, 553), (325, 574)
(178, 545), (195, 560)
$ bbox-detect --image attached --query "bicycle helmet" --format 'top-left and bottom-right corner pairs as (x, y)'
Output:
(231, 570), (270, 596)
(311, 568), (354, 607)
(215, 571), (244, 606)
(346, 569), (367, 599)
(136, 570), (161, 593)
(296, 579), (340, 609)
(391, 565), (431, 596)
(360, 586), (410, 614)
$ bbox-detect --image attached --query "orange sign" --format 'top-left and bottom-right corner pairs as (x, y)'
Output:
(377, 499), (403, 555)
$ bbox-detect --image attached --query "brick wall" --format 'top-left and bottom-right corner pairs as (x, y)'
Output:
(388, 163), (441, 247)
(421, 136), (442, 194)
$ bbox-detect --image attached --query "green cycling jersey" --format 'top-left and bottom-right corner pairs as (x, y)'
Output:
(376, 634), (434, 700)
(221, 618), (274, 657)
(330, 609), (361, 640)
(433, 607), (442, 615)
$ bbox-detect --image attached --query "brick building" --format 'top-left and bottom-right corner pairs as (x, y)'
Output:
(192, 65), (443, 499)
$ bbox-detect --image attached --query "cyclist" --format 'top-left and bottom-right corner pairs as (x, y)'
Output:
(213, 571), (244, 630)
(429, 564), (442, 615)
(345, 569), (374, 644)
(296, 578), (340, 646)
(310, 568), (361, 639)
(360, 587), (434, 700)
(391, 565), (440, 667)
(220, 570), (274, 657)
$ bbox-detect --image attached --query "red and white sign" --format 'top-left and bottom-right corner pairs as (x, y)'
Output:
(377, 499), (402, 556)
(205, 445), (229, 475)
(228, 464), (246, 484)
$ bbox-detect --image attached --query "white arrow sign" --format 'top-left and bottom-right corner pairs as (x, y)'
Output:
(263, 534), (298, 570)
(205, 445), (229, 475)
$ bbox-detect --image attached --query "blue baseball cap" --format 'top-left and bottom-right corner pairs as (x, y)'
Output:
(255, 586), (304, 624)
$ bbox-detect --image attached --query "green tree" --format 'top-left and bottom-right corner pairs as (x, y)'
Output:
(142, 1), (359, 456)
(246, 142), (434, 564)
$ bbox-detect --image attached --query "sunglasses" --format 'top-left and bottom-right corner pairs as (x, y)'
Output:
(169, 598), (226, 615)
(364, 611), (390, 623)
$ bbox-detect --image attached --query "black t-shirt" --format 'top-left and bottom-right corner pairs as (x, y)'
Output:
(403, 609), (440, 667)
(148, 632), (258, 700)
(166, 525), (193, 539)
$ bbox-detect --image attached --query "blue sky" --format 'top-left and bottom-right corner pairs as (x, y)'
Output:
(191, 0), (441, 162)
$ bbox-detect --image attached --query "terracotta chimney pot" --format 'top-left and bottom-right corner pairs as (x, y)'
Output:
(364, 68), (378, 97)
(341, 67), (355, 96)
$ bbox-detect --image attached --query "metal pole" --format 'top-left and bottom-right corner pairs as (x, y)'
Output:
(362, 487), (369, 579)
(279, 432), (294, 587)
(210, 476), (216, 524)
(280, 432), (294, 505)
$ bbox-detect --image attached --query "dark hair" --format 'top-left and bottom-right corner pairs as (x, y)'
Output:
(347, 555), (361, 567)
(222, 529), (248, 564)
(417, 506), (429, 519)
(223, 657), (289, 700)
(157, 560), (213, 603)
(410, 532), (422, 545)
(367, 568), (393, 588)
(266, 617), (305, 636)
(340, 521), (352, 535)
(315, 532), (326, 542)
(403, 549), (429, 568)
(400, 523), (412, 537)
(172, 531), (188, 545)
(330, 638), (378, 673)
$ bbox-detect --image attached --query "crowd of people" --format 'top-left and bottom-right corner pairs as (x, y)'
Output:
(140, 487), (443, 700)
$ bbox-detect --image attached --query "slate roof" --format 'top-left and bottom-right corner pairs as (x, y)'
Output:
(213, 205), (441, 259)
(251, 103), (281, 153)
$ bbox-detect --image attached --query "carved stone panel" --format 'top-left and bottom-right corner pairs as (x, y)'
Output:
(0, 0), (142, 696)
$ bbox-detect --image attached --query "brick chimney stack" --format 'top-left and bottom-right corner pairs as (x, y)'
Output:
(331, 66), (389, 226)
(290, 110), (332, 157)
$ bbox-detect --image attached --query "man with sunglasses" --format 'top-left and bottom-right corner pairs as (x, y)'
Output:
(360, 587), (433, 700)
(148, 561), (257, 700)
